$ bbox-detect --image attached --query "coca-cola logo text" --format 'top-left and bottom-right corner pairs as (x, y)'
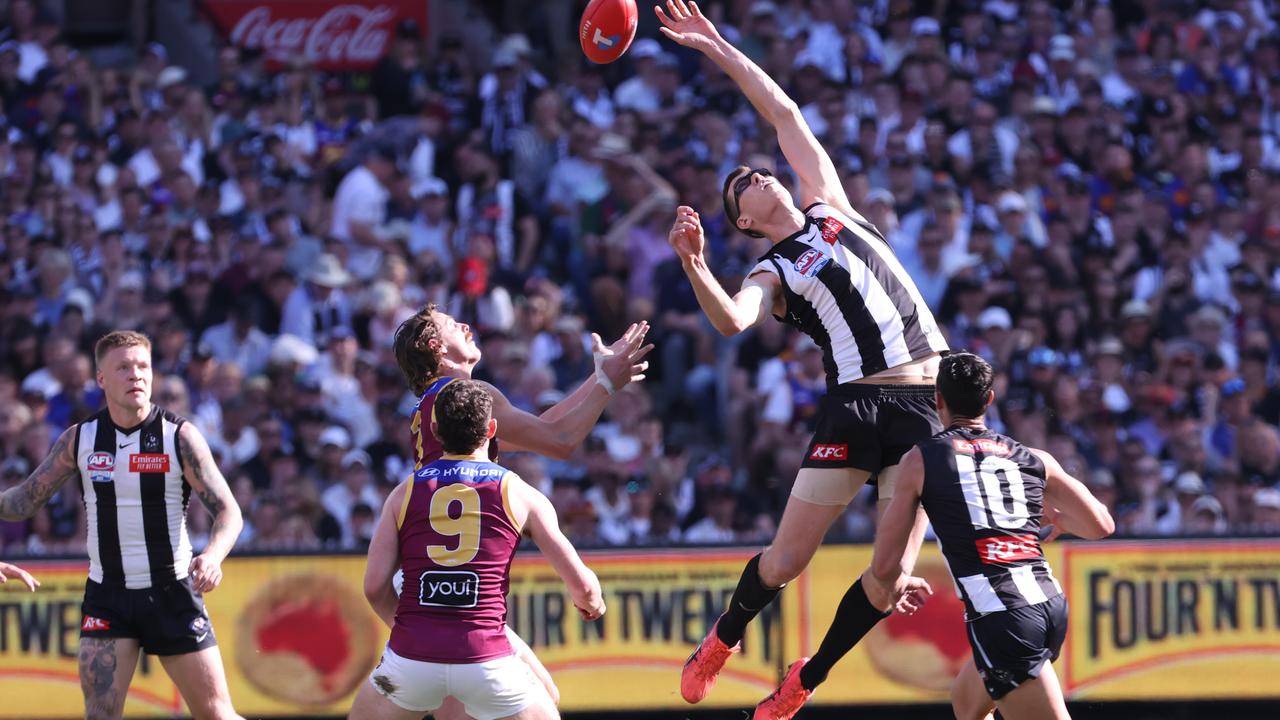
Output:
(227, 4), (396, 67)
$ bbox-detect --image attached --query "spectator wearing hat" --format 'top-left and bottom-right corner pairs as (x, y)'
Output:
(1151, 471), (1209, 535)
(1185, 495), (1228, 535)
(1210, 378), (1253, 458)
(547, 315), (592, 393)
(476, 34), (547, 161)
(683, 485), (739, 544)
(320, 449), (383, 548)
(615, 38), (666, 114)
(974, 306), (1015, 366)
(1251, 487), (1280, 533)
(315, 327), (377, 448)
(280, 253), (354, 347)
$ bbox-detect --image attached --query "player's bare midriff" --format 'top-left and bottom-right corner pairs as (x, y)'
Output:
(852, 352), (943, 386)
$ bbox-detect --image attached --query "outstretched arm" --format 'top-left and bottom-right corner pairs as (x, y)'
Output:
(0, 427), (78, 521)
(669, 205), (780, 336)
(867, 448), (933, 613)
(518, 478), (604, 620)
(178, 423), (244, 593)
(537, 323), (653, 425)
(1034, 449), (1115, 540)
(0, 561), (39, 592)
(486, 324), (652, 459)
(655, 0), (855, 217)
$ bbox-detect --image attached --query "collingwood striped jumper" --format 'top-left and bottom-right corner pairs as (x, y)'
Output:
(76, 406), (192, 589)
(918, 426), (1063, 620)
(749, 202), (948, 386)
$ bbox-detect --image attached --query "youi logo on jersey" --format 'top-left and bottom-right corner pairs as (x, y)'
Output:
(418, 569), (480, 608)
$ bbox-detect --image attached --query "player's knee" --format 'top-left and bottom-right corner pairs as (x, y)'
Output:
(949, 677), (986, 720)
(759, 546), (805, 587)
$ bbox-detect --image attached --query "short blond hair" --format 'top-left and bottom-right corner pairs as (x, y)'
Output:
(94, 330), (152, 367)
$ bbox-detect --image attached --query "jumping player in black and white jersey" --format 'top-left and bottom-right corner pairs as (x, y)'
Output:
(870, 352), (1114, 720)
(0, 330), (245, 720)
(654, 3), (945, 717)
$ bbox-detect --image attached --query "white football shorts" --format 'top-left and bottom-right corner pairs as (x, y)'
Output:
(369, 645), (541, 720)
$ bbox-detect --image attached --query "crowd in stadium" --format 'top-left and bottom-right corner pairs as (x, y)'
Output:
(1, 0), (1280, 556)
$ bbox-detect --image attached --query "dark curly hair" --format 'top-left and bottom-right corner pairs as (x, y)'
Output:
(433, 379), (493, 455)
(938, 351), (995, 419)
(393, 304), (442, 395)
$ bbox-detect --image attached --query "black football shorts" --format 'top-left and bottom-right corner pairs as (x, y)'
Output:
(967, 594), (1069, 700)
(81, 576), (217, 656)
(801, 384), (941, 474)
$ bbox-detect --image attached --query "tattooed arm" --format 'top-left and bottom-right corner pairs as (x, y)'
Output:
(178, 422), (243, 593)
(0, 427), (79, 521)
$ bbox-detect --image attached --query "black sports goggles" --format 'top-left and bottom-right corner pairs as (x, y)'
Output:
(730, 167), (774, 214)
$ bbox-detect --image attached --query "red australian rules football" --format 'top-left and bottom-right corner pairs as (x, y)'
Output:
(580, 0), (638, 64)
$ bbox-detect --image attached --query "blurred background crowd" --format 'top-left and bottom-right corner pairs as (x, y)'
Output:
(2, 0), (1280, 556)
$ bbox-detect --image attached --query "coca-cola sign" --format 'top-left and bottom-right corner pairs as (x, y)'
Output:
(202, 0), (427, 70)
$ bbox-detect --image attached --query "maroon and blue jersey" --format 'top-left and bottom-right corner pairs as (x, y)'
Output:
(411, 377), (498, 469)
(389, 452), (522, 664)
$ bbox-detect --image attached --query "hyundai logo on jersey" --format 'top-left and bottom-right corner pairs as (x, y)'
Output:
(419, 570), (480, 608)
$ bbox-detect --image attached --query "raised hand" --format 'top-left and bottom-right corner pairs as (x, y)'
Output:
(595, 322), (655, 392)
(668, 205), (706, 263)
(654, 0), (721, 53)
(0, 561), (39, 592)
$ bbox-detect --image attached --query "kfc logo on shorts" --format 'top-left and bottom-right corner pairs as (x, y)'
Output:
(81, 616), (111, 632)
(793, 249), (830, 278)
(129, 454), (171, 473)
(809, 444), (849, 461)
(820, 217), (844, 245)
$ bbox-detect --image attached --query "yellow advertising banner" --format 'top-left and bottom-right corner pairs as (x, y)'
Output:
(1059, 540), (1280, 700)
(2, 540), (1279, 717)
(0, 555), (388, 719)
(508, 547), (782, 711)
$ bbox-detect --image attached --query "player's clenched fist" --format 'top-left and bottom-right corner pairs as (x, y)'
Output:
(668, 205), (706, 263)
(188, 553), (224, 593)
(572, 569), (607, 621)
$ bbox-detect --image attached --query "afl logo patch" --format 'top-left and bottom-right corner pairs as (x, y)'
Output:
(87, 453), (114, 471)
(793, 248), (830, 278)
(87, 452), (115, 483)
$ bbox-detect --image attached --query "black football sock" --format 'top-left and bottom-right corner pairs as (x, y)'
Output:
(798, 578), (889, 691)
(714, 553), (782, 647)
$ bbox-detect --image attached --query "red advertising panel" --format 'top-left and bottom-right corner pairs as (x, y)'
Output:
(201, 0), (427, 70)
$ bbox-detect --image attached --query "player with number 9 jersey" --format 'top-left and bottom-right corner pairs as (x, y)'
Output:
(353, 380), (604, 720)
(392, 451), (519, 663)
